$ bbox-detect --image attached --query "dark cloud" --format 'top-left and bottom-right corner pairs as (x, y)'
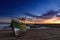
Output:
(40, 10), (58, 19)
(24, 12), (41, 18)
(25, 10), (60, 19)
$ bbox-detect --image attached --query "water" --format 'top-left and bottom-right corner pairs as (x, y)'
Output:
(0, 23), (51, 30)
(27, 26), (51, 29)
(0, 23), (12, 30)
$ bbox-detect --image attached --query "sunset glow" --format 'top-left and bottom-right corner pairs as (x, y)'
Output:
(19, 16), (60, 24)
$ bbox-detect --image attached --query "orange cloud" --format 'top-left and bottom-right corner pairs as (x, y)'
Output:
(19, 16), (60, 24)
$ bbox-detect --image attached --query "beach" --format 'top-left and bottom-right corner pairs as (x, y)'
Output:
(0, 28), (60, 40)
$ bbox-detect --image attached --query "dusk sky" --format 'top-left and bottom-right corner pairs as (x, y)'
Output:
(0, 0), (60, 17)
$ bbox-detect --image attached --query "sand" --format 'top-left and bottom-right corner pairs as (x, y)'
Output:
(0, 28), (60, 40)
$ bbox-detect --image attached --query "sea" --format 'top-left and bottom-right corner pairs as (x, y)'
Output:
(0, 23), (12, 30)
(0, 23), (50, 30)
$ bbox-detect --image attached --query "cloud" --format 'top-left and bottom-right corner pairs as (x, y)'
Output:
(24, 10), (59, 19)
(40, 10), (59, 19)
(24, 12), (41, 18)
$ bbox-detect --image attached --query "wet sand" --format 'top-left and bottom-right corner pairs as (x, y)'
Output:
(0, 28), (60, 40)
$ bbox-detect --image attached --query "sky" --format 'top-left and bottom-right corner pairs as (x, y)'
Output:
(0, 0), (60, 17)
(0, 0), (60, 22)
(1, 0), (60, 30)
